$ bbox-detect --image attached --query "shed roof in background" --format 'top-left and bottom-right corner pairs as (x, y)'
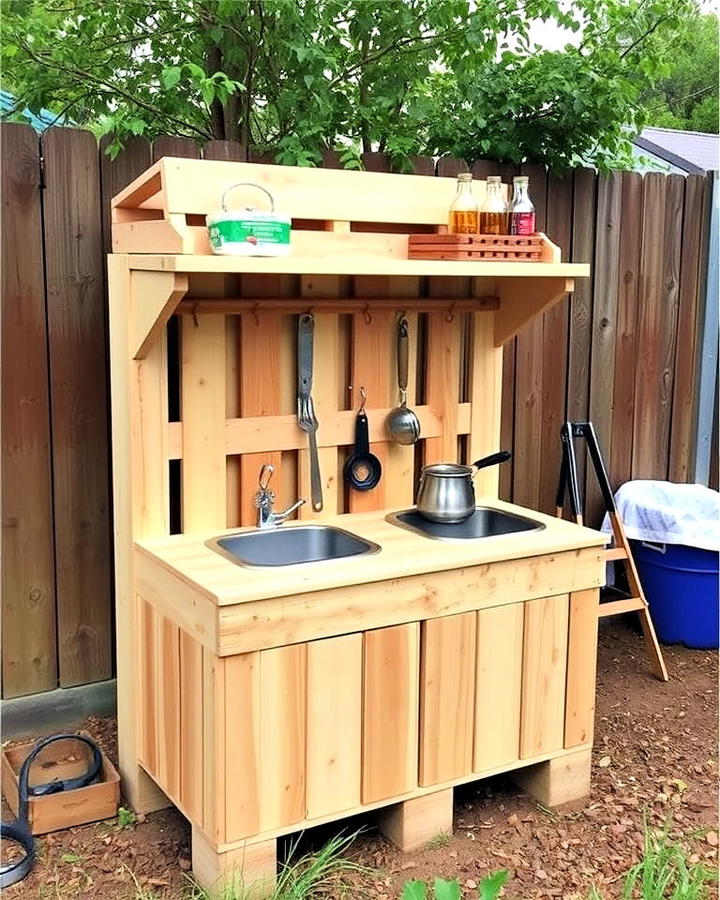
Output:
(633, 126), (719, 175)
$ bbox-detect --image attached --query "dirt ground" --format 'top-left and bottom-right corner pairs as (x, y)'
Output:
(3, 617), (718, 899)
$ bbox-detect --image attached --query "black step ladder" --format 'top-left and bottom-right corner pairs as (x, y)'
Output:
(556, 421), (668, 682)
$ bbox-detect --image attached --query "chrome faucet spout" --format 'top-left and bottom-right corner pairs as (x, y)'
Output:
(255, 464), (306, 528)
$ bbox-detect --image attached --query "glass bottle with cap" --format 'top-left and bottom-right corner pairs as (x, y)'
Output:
(448, 173), (479, 235)
(508, 176), (536, 235)
(479, 175), (508, 235)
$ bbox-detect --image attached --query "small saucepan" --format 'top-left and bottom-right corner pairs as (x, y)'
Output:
(416, 451), (512, 523)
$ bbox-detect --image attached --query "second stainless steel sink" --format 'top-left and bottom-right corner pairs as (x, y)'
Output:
(208, 525), (380, 567)
(386, 507), (544, 540)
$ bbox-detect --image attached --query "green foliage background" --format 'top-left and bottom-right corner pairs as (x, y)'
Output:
(1, 0), (714, 170)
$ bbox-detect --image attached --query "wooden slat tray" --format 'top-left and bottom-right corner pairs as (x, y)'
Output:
(408, 233), (550, 262)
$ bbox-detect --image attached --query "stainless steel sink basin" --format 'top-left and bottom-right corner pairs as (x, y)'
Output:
(386, 507), (544, 540)
(207, 525), (380, 567)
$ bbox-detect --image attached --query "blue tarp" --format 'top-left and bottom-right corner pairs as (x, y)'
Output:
(0, 88), (73, 131)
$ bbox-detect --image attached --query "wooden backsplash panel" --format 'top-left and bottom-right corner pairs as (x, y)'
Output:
(172, 274), (500, 535)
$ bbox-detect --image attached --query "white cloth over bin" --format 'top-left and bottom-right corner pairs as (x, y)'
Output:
(601, 480), (720, 552)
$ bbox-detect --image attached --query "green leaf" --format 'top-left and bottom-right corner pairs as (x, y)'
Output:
(433, 878), (461, 900)
(161, 66), (181, 89)
(61, 853), (81, 864)
(401, 881), (427, 900)
(479, 869), (509, 900)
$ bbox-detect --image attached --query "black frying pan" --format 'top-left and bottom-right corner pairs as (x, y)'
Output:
(344, 411), (382, 491)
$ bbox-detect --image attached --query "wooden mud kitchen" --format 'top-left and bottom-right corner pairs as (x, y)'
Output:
(108, 159), (607, 893)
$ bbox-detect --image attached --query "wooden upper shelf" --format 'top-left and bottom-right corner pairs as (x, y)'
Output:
(111, 158), (589, 355)
(124, 252), (588, 279)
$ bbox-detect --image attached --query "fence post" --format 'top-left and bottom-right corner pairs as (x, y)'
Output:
(693, 170), (719, 486)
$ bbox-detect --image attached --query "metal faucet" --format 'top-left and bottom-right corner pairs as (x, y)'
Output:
(255, 464), (305, 528)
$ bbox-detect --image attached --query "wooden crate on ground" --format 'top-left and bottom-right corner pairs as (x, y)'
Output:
(1, 734), (120, 835)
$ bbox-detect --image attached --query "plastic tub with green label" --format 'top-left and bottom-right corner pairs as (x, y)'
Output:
(207, 183), (291, 256)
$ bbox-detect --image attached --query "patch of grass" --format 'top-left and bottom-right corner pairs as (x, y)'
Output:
(186, 830), (373, 899)
(592, 821), (717, 899)
(424, 831), (451, 850)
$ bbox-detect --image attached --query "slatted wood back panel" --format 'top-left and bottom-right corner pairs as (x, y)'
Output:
(172, 291), (498, 530)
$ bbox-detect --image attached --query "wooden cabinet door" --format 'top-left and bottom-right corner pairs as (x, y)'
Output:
(306, 634), (362, 818)
(362, 623), (420, 803)
(474, 603), (524, 772)
(520, 594), (570, 758)
(419, 613), (476, 786)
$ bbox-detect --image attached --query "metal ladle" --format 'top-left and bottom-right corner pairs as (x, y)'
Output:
(386, 317), (421, 445)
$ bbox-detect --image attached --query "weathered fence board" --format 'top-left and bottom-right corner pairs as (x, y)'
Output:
(0, 124), (714, 698)
(1, 124), (57, 697)
(669, 174), (707, 482)
(42, 127), (113, 687)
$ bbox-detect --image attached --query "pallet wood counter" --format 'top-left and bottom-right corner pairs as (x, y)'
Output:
(108, 158), (602, 894)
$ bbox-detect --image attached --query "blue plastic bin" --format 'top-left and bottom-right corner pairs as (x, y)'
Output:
(632, 540), (719, 649)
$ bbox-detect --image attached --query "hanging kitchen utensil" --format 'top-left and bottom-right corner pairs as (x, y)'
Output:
(386, 316), (421, 445)
(344, 388), (382, 491)
(297, 313), (323, 512)
(416, 450), (512, 523)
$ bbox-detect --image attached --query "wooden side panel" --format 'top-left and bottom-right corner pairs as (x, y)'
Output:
(1, 122), (57, 697)
(180, 314), (226, 530)
(362, 623), (420, 803)
(179, 629), (204, 823)
(474, 604), (524, 772)
(258, 644), (307, 831)
(43, 126), (113, 687)
(419, 613), (476, 786)
(520, 595), (569, 758)
(139, 598), (159, 773)
(224, 652), (261, 840)
(306, 634), (362, 818)
(202, 650), (226, 844)
(564, 589), (599, 748)
(157, 616), (181, 799)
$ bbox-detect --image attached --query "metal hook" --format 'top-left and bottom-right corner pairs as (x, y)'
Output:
(359, 385), (367, 414)
(363, 305), (372, 325)
(252, 303), (261, 327)
(192, 302), (200, 328)
(445, 303), (456, 323)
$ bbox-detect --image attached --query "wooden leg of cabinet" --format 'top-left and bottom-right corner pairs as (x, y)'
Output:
(377, 788), (454, 852)
(121, 763), (171, 815)
(191, 827), (276, 897)
(512, 747), (591, 807)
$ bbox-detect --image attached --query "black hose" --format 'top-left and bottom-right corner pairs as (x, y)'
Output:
(0, 733), (103, 888)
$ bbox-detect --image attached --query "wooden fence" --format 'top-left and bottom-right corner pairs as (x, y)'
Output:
(1, 122), (714, 699)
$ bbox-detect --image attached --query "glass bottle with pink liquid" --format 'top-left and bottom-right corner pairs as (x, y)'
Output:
(508, 176), (536, 235)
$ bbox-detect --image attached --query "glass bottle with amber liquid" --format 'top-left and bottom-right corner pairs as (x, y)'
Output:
(479, 175), (508, 234)
(508, 175), (536, 235)
(448, 173), (479, 234)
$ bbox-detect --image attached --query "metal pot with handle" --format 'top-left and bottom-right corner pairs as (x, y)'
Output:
(416, 451), (512, 523)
